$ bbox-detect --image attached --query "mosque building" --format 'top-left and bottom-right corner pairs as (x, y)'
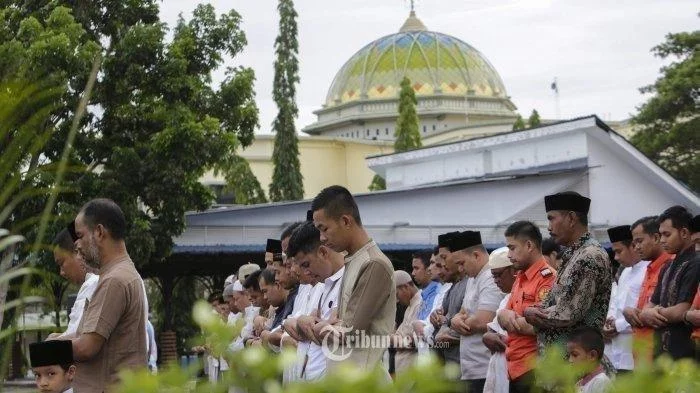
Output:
(205, 10), (524, 200)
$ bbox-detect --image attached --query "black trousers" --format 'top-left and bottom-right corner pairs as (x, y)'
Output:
(464, 378), (486, 393)
(510, 370), (535, 393)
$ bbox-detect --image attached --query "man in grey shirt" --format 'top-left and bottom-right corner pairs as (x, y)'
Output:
(431, 231), (468, 366)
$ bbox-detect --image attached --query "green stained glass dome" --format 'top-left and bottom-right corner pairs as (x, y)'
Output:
(325, 12), (508, 107)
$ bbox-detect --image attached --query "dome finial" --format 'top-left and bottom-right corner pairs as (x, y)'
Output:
(400, 1), (427, 32)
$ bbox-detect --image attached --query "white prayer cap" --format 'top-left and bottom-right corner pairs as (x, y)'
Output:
(224, 274), (236, 287)
(394, 270), (413, 286)
(232, 280), (244, 292)
(486, 247), (512, 270)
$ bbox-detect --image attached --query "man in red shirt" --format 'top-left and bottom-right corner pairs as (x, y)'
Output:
(622, 216), (674, 361)
(497, 221), (556, 393)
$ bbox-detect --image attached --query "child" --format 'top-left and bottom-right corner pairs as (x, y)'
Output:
(29, 340), (75, 393)
(566, 327), (611, 393)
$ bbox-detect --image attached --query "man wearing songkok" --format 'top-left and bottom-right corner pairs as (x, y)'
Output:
(523, 192), (611, 355)
(640, 206), (699, 360)
(391, 270), (423, 373)
(602, 225), (649, 373)
(450, 231), (506, 393)
(30, 340), (75, 393)
(431, 231), (466, 366)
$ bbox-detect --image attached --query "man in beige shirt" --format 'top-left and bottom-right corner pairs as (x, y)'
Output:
(68, 199), (147, 392)
(311, 185), (396, 379)
(391, 270), (422, 373)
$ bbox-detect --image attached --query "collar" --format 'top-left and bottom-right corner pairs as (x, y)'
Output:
(345, 239), (376, 262)
(576, 365), (605, 388)
(422, 280), (440, 293)
(649, 252), (673, 269)
(326, 265), (345, 285)
(523, 257), (549, 281)
(410, 290), (422, 307)
(99, 254), (132, 274)
(674, 245), (696, 262)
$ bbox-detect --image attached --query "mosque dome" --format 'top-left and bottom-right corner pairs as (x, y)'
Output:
(324, 11), (509, 108)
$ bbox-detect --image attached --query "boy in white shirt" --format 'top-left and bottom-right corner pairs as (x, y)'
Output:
(567, 328), (611, 393)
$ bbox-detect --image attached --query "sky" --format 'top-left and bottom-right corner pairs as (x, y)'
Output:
(159, 0), (698, 133)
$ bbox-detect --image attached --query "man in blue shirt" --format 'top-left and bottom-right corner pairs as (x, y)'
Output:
(412, 251), (442, 321)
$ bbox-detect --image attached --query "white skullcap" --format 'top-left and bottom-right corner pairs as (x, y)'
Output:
(394, 270), (413, 286)
(232, 280), (244, 292)
(224, 274), (236, 287)
(486, 247), (512, 270)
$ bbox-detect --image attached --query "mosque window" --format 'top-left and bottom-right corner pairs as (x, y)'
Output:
(376, 129), (379, 136)
(366, 129), (369, 136)
(385, 128), (389, 135)
(432, 124), (436, 131)
(423, 125), (427, 133)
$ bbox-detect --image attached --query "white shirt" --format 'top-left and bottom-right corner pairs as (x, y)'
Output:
(61, 273), (99, 338)
(284, 283), (324, 384)
(578, 372), (611, 393)
(229, 305), (260, 352)
(603, 260), (649, 370)
(418, 282), (453, 348)
(304, 266), (345, 380)
(460, 264), (505, 380)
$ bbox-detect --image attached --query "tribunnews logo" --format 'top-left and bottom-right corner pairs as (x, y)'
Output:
(321, 325), (451, 361)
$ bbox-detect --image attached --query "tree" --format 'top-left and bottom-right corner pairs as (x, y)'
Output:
(394, 77), (422, 151)
(269, 0), (303, 201)
(512, 114), (526, 130)
(1, 1), (261, 347)
(631, 29), (699, 192)
(527, 109), (541, 128)
(369, 76), (422, 191)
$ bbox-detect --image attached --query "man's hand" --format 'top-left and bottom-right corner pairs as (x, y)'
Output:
(640, 306), (668, 329)
(602, 317), (618, 340)
(451, 313), (471, 336)
(412, 320), (426, 338)
(434, 329), (459, 344)
(430, 308), (446, 328)
(523, 306), (548, 327)
(296, 315), (320, 342)
(623, 307), (643, 328)
(686, 309), (700, 327)
(253, 316), (268, 336)
(482, 332), (507, 353)
(498, 309), (522, 333)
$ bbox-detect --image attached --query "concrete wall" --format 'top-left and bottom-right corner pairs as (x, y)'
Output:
(202, 136), (393, 200)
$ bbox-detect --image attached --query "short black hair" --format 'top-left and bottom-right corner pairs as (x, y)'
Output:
(80, 198), (127, 240)
(631, 216), (659, 236)
(567, 327), (604, 360)
(207, 292), (224, 304)
(259, 268), (276, 286)
(281, 222), (304, 242)
(287, 221), (321, 258)
(311, 185), (362, 225)
(412, 251), (432, 268)
(658, 205), (693, 231)
(243, 270), (263, 291)
(541, 237), (560, 255)
(52, 228), (74, 253)
(504, 221), (543, 249)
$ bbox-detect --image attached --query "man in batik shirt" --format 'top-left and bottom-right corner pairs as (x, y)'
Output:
(524, 192), (612, 353)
